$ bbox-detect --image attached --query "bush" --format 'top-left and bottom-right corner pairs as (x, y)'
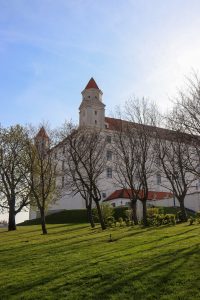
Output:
(144, 210), (176, 227)
(125, 209), (132, 221)
(113, 207), (129, 220)
(177, 210), (187, 223)
(118, 217), (124, 227)
(92, 203), (114, 225)
(147, 207), (160, 217)
(189, 217), (195, 225)
(107, 216), (115, 227)
(196, 211), (200, 218)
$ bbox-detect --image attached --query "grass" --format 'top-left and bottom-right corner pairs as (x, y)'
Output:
(0, 223), (200, 300)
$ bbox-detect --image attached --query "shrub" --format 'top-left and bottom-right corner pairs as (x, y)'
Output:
(144, 210), (176, 227)
(93, 203), (114, 224)
(118, 217), (124, 227)
(196, 211), (200, 218)
(125, 209), (132, 221)
(147, 207), (160, 217)
(113, 207), (129, 220)
(177, 210), (187, 223)
(107, 216), (115, 227)
(189, 217), (195, 225)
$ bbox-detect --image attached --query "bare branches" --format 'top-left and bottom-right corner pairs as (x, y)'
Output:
(113, 99), (158, 225)
(61, 123), (107, 229)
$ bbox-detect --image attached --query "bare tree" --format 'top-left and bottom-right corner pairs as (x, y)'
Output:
(27, 126), (59, 234)
(155, 125), (196, 222)
(0, 125), (31, 231)
(61, 123), (107, 230)
(173, 72), (200, 136)
(113, 99), (158, 226)
(113, 121), (140, 225)
(164, 73), (200, 220)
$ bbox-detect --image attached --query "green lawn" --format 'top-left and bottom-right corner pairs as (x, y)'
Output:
(0, 223), (200, 300)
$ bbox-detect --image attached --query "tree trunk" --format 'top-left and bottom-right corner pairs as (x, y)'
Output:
(40, 209), (47, 234)
(8, 203), (16, 231)
(142, 200), (148, 227)
(95, 201), (106, 230)
(131, 200), (138, 225)
(179, 199), (188, 222)
(87, 204), (95, 228)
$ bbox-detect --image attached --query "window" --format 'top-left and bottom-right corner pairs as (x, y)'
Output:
(62, 176), (64, 188)
(111, 203), (116, 207)
(106, 135), (111, 143)
(95, 120), (97, 125)
(106, 150), (112, 161)
(95, 111), (97, 115)
(155, 157), (161, 167)
(156, 173), (161, 185)
(135, 172), (140, 180)
(107, 167), (112, 178)
(102, 192), (107, 198)
(62, 161), (65, 171)
(54, 151), (57, 159)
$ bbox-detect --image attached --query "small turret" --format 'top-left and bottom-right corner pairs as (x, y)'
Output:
(34, 127), (50, 155)
(79, 78), (105, 128)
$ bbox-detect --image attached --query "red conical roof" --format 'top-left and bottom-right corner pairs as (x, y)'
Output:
(35, 126), (49, 140)
(85, 77), (99, 90)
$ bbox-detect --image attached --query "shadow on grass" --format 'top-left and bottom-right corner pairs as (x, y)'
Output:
(46, 245), (200, 300)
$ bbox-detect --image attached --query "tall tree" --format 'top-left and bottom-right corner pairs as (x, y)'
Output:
(113, 120), (141, 225)
(155, 127), (195, 222)
(27, 126), (59, 234)
(0, 125), (31, 231)
(61, 123), (107, 230)
(123, 98), (159, 226)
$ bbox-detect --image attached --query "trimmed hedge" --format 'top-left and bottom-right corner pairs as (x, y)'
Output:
(113, 207), (129, 220)
(19, 209), (88, 226)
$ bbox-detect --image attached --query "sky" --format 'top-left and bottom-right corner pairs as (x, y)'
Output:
(1, 0), (200, 223)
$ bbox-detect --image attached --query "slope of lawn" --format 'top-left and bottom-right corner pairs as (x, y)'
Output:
(0, 223), (200, 300)
(18, 206), (195, 226)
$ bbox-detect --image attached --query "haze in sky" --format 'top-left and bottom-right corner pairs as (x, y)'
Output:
(1, 0), (200, 223)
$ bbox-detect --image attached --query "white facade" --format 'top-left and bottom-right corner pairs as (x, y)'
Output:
(29, 78), (200, 220)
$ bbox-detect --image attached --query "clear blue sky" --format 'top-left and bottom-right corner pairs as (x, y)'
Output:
(1, 0), (200, 222)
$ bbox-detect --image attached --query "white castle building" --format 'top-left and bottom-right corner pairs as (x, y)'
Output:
(29, 78), (200, 220)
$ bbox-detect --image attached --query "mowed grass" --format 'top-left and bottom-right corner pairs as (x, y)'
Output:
(0, 223), (200, 300)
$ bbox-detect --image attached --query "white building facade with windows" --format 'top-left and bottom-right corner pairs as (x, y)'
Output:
(29, 78), (200, 220)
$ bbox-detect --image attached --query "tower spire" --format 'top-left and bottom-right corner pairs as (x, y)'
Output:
(84, 77), (99, 90)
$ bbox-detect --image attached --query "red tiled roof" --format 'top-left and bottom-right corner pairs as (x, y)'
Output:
(104, 117), (195, 143)
(104, 189), (173, 201)
(85, 77), (99, 90)
(105, 117), (169, 135)
(35, 127), (49, 140)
